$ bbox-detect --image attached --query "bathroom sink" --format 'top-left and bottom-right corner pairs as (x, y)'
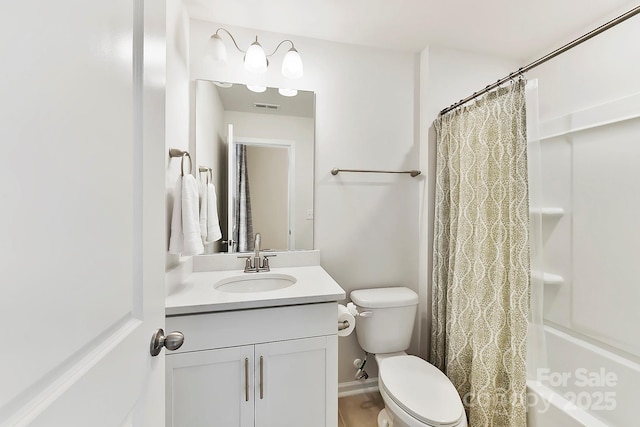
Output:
(214, 273), (297, 293)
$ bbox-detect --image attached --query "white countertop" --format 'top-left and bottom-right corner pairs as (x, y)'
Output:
(165, 265), (346, 316)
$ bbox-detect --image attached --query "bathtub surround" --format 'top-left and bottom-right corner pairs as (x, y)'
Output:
(431, 81), (529, 426)
(524, 79), (549, 381)
(523, 11), (640, 426)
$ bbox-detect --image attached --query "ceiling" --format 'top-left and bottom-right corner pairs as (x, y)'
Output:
(210, 81), (315, 118)
(184, 0), (638, 60)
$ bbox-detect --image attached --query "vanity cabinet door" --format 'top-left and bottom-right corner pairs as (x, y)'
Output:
(254, 335), (338, 427)
(166, 345), (254, 427)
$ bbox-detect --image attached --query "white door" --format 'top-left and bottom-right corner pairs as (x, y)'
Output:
(0, 0), (166, 425)
(166, 346), (254, 427)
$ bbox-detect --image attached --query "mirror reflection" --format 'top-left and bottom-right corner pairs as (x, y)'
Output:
(195, 80), (315, 254)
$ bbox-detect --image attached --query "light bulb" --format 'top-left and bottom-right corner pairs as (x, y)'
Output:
(246, 85), (267, 93)
(278, 88), (298, 97)
(208, 34), (227, 62)
(282, 47), (303, 79)
(244, 38), (268, 73)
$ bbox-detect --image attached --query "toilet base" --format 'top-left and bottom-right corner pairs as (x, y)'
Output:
(377, 408), (392, 427)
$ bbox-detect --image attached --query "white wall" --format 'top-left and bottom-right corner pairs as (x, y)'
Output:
(189, 19), (419, 383)
(418, 46), (518, 358)
(184, 18), (523, 384)
(166, 0), (191, 269)
(246, 145), (289, 250)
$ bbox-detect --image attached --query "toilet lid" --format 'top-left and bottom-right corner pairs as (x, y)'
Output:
(379, 356), (464, 427)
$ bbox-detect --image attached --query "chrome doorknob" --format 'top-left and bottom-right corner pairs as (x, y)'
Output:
(150, 328), (184, 356)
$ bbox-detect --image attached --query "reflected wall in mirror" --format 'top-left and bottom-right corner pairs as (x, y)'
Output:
(195, 80), (315, 254)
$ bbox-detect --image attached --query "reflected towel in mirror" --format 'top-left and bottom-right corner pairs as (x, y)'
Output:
(205, 183), (222, 243)
(199, 180), (208, 240)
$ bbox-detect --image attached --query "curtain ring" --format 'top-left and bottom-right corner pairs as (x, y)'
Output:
(181, 152), (192, 176)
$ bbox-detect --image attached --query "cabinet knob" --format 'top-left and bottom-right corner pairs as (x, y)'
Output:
(150, 328), (184, 356)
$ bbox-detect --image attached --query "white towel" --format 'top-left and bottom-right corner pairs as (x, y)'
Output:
(199, 179), (207, 240)
(168, 175), (204, 256)
(168, 177), (184, 254)
(206, 183), (223, 243)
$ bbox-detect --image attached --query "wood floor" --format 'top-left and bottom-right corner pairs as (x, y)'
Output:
(338, 391), (385, 427)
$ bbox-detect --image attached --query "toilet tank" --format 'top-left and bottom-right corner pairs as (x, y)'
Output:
(350, 287), (419, 354)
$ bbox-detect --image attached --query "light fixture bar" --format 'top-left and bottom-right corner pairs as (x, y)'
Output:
(214, 28), (246, 53)
(265, 39), (296, 57)
(208, 28), (304, 79)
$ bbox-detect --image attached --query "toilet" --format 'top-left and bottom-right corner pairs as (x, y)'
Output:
(350, 287), (467, 427)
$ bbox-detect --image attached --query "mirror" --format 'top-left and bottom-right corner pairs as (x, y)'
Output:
(195, 80), (315, 254)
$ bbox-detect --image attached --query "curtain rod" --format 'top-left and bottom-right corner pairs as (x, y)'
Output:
(440, 4), (640, 116)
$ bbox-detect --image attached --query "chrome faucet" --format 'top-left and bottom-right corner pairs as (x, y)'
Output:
(238, 233), (276, 273)
(254, 233), (262, 268)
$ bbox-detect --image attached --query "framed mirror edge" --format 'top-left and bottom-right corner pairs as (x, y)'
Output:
(194, 79), (316, 255)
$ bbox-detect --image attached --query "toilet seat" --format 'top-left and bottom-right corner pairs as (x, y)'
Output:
(378, 355), (465, 427)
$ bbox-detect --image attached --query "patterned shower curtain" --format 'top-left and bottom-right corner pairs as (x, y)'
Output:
(234, 144), (254, 252)
(431, 80), (529, 427)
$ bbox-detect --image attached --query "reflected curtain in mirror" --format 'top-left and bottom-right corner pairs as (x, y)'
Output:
(234, 144), (254, 252)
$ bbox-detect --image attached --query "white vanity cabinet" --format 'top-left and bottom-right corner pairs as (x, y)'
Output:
(165, 302), (338, 427)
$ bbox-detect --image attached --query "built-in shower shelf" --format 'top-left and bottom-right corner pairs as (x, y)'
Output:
(530, 207), (565, 218)
(532, 271), (565, 286)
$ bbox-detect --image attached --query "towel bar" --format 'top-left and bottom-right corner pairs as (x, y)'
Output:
(199, 166), (213, 184)
(169, 148), (192, 176)
(331, 167), (421, 178)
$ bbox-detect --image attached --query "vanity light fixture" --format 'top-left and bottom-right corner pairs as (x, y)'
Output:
(208, 28), (304, 79)
(246, 85), (267, 93)
(278, 88), (298, 97)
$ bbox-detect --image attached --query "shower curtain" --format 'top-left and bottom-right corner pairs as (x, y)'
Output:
(431, 80), (529, 427)
(234, 144), (254, 252)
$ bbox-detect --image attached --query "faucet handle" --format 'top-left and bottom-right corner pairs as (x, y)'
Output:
(237, 255), (253, 272)
(261, 254), (277, 270)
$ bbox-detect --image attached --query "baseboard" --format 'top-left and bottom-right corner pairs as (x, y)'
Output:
(338, 377), (379, 398)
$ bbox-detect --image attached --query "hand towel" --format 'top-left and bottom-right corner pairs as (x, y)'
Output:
(181, 174), (204, 255)
(199, 179), (207, 240)
(206, 183), (223, 243)
(168, 177), (184, 254)
(168, 175), (204, 256)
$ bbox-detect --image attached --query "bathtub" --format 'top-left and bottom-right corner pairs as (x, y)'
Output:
(527, 381), (609, 427)
(527, 326), (639, 426)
